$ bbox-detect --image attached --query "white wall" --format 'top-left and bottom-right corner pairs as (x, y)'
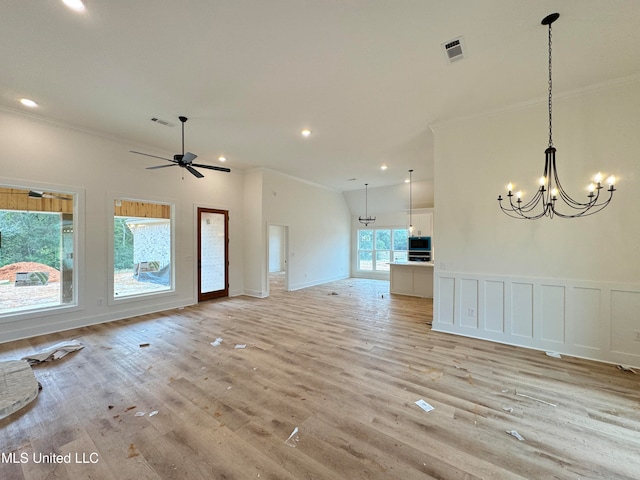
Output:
(261, 169), (351, 292)
(342, 180), (434, 216)
(432, 80), (640, 367)
(242, 169), (265, 297)
(0, 109), (245, 342)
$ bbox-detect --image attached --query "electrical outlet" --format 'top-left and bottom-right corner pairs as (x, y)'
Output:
(634, 330), (640, 342)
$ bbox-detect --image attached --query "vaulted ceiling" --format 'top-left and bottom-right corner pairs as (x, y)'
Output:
(2, 1), (640, 191)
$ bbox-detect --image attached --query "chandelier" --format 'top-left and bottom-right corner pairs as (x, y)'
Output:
(358, 183), (376, 226)
(498, 13), (616, 219)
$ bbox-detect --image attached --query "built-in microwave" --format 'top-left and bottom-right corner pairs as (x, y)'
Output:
(408, 236), (431, 251)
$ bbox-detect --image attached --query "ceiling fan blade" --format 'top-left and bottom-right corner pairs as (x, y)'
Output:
(191, 163), (231, 173)
(27, 190), (72, 200)
(130, 150), (177, 162)
(146, 164), (178, 170)
(182, 152), (197, 164)
(186, 165), (204, 178)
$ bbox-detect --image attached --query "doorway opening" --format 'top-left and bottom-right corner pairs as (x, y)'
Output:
(267, 224), (288, 295)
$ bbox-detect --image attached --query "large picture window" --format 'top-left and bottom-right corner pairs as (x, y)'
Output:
(357, 228), (408, 272)
(0, 186), (77, 316)
(113, 199), (173, 299)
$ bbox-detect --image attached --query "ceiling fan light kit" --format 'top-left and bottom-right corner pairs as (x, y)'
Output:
(130, 116), (231, 179)
(497, 13), (616, 219)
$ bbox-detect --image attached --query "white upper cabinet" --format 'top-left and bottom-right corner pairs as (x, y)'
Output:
(408, 208), (433, 237)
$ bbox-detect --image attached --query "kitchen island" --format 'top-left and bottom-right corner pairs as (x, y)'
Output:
(389, 262), (434, 298)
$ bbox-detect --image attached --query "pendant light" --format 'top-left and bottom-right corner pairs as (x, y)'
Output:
(358, 183), (376, 226)
(408, 169), (414, 234)
(498, 13), (616, 219)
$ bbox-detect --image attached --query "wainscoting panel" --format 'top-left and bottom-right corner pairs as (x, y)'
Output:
(459, 278), (478, 328)
(484, 280), (505, 333)
(571, 287), (601, 351)
(610, 289), (640, 355)
(436, 276), (456, 325)
(511, 282), (533, 339)
(433, 271), (640, 367)
(540, 284), (565, 344)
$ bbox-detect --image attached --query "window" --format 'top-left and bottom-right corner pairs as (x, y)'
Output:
(0, 186), (77, 316)
(113, 199), (173, 299)
(357, 228), (408, 272)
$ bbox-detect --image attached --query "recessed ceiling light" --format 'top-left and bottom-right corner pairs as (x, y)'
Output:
(20, 98), (38, 108)
(218, 156), (227, 162)
(380, 164), (388, 171)
(404, 178), (410, 183)
(300, 129), (312, 137)
(62, 0), (86, 11)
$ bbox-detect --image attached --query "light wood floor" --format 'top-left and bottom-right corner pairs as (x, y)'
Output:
(1, 276), (639, 480)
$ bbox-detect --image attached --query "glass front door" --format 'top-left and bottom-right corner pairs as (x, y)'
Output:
(197, 208), (228, 301)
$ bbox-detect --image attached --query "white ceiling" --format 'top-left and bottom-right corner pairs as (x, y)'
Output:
(2, 0), (640, 191)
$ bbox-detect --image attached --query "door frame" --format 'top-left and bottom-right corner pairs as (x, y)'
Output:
(196, 207), (229, 302)
(266, 223), (289, 296)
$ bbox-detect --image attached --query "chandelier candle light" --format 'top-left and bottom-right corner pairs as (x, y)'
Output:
(498, 13), (616, 219)
(358, 183), (376, 226)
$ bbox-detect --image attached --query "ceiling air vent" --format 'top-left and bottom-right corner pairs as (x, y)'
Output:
(150, 117), (175, 127)
(442, 36), (465, 63)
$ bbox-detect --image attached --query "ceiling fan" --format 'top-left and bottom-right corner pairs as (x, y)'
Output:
(130, 116), (231, 178)
(28, 191), (72, 201)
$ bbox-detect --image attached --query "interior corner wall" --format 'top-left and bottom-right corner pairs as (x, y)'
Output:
(0, 109), (245, 343)
(431, 80), (640, 367)
(262, 170), (351, 291)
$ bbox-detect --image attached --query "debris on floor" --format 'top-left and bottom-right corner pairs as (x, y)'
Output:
(515, 391), (557, 407)
(210, 338), (223, 347)
(617, 365), (637, 374)
(139, 343), (150, 348)
(328, 291), (339, 296)
(127, 443), (140, 458)
(0, 360), (40, 420)
(235, 344), (247, 349)
(545, 351), (562, 358)
(21, 340), (84, 365)
(506, 430), (525, 441)
(502, 406), (514, 413)
(414, 399), (435, 413)
(284, 426), (300, 447)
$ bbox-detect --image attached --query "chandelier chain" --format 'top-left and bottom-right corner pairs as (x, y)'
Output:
(548, 21), (553, 148)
